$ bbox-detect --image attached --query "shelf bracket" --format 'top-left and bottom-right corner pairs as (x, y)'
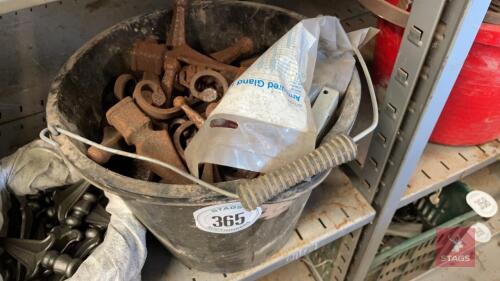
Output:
(345, 0), (492, 280)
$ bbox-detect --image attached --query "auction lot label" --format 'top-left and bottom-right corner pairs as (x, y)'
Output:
(193, 202), (262, 234)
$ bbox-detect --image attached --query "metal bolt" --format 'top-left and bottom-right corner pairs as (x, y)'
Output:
(173, 96), (206, 129)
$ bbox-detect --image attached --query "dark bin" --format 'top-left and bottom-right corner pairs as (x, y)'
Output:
(46, 1), (331, 272)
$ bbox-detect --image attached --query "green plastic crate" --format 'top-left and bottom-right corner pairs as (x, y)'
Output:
(367, 182), (477, 281)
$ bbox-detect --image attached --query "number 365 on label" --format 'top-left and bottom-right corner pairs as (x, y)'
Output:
(193, 202), (262, 234)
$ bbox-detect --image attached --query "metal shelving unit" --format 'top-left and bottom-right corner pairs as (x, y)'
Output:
(142, 169), (375, 281)
(401, 139), (500, 207)
(344, 0), (494, 280)
(315, 141), (500, 281)
(1, 0), (497, 280)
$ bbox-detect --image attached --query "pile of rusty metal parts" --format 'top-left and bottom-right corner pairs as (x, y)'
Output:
(87, 0), (259, 184)
(0, 182), (110, 281)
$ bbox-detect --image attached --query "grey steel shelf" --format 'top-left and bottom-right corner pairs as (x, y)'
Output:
(259, 260), (315, 281)
(346, 0), (492, 280)
(143, 169), (375, 281)
(400, 139), (500, 208)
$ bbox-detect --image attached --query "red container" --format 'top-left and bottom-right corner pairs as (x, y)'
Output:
(372, 1), (500, 145)
(372, 0), (405, 91)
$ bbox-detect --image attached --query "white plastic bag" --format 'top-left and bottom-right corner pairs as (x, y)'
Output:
(186, 16), (356, 176)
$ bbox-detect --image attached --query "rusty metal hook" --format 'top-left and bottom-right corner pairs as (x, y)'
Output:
(189, 69), (228, 102)
(113, 74), (136, 101)
(133, 80), (183, 120)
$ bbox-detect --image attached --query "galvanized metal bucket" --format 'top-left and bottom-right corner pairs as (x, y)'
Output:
(46, 1), (352, 272)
